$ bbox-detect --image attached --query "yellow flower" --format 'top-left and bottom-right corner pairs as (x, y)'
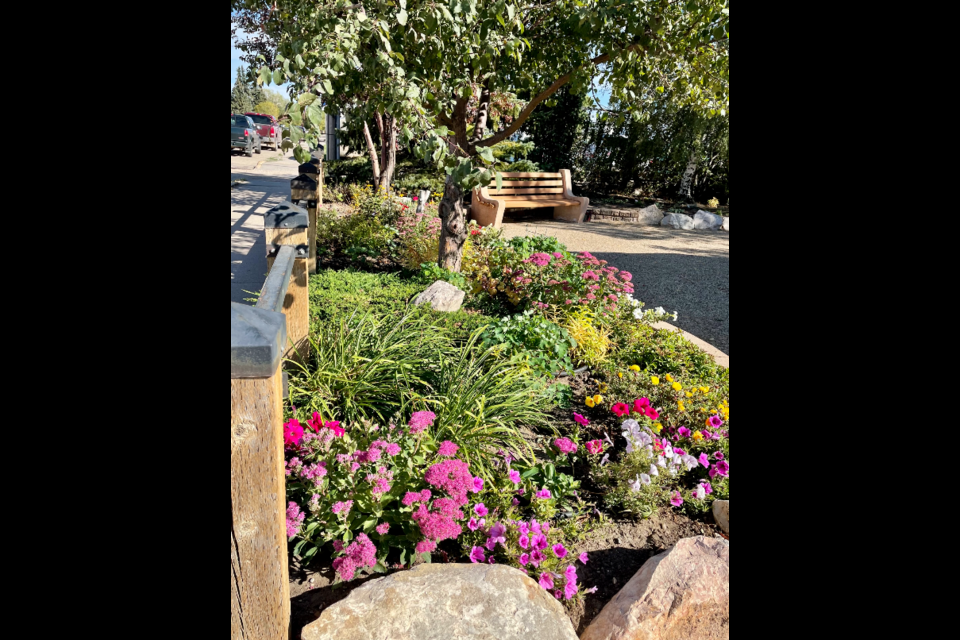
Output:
(700, 386), (709, 393)
(585, 397), (595, 408)
(664, 373), (674, 382)
(678, 401), (685, 411)
(628, 365), (640, 372)
(671, 382), (682, 391)
(652, 422), (663, 433)
(598, 382), (608, 392)
(651, 376), (660, 385)
(692, 430), (704, 441)
(618, 372), (623, 379)
(685, 391), (693, 398)
(593, 394), (604, 405)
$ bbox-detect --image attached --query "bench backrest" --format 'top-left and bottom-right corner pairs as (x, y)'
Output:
(486, 172), (564, 197)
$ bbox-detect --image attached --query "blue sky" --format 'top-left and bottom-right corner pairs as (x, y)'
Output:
(232, 29), (291, 98)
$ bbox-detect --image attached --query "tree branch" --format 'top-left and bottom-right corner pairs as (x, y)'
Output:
(477, 44), (644, 148)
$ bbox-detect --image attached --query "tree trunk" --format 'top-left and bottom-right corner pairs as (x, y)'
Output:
(362, 120), (381, 190)
(379, 115), (397, 190)
(437, 177), (467, 272)
(470, 81), (492, 148)
(677, 149), (698, 202)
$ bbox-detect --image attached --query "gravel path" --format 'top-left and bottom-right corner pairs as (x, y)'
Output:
(501, 218), (729, 355)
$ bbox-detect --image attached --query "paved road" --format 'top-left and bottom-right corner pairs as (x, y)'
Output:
(230, 149), (306, 305)
(501, 217), (729, 355)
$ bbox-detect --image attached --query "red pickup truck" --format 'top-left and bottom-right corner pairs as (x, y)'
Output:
(244, 112), (281, 150)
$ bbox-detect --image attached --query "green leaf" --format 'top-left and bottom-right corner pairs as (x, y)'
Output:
(273, 69), (283, 85)
(298, 93), (317, 107)
(294, 146), (310, 164)
(296, 54), (304, 68)
(495, 171), (503, 191)
(305, 104), (324, 128)
(397, 10), (408, 25)
(440, 6), (453, 21)
(496, 13), (505, 27)
(521, 467), (539, 478)
(258, 66), (271, 86)
(478, 146), (495, 163)
(323, 79), (334, 95)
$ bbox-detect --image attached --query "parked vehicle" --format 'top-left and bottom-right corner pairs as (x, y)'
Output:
(244, 112), (281, 150)
(231, 114), (262, 157)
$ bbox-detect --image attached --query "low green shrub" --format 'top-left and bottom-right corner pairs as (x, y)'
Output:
(480, 310), (576, 378)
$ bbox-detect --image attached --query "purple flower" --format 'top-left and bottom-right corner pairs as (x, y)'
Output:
(488, 556), (496, 564)
(678, 427), (691, 438)
(437, 440), (459, 457)
(708, 467), (718, 479)
(552, 543), (568, 559)
(518, 522), (530, 535)
(579, 552), (589, 564)
(468, 517), (480, 531)
(376, 523), (390, 535)
(489, 522), (506, 539)
(699, 453), (711, 468)
(472, 476), (484, 492)
(701, 481), (713, 495)
(469, 546), (486, 563)
(474, 503), (488, 517)
(519, 552), (530, 565)
(715, 460), (729, 476)
(529, 549), (545, 567)
(485, 537), (498, 551)
(708, 415), (724, 428)
(519, 534), (530, 549)
(512, 497), (520, 505)
(539, 572), (555, 590)
(532, 534), (549, 550)
(536, 488), (552, 499)
(600, 453), (610, 466)
(509, 469), (521, 484)
(673, 447), (685, 456)
(669, 491), (683, 507)
(714, 451), (724, 460)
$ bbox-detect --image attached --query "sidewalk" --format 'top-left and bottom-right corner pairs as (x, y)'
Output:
(230, 152), (305, 305)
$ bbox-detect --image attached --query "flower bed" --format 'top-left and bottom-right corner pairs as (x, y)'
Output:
(284, 187), (729, 632)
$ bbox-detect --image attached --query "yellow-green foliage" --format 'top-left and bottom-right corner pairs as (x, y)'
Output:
(562, 308), (612, 367)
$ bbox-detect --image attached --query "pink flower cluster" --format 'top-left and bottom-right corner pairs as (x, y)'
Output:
(437, 440), (459, 457)
(331, 533), (377, 581)
(424, 458), (475, 506)
(332, 500), (354, 516)
(286, 501), (305, 537)
(553, 438), (577, 454)
(402, 489), (433, 506)
(408, 411), (437, 435)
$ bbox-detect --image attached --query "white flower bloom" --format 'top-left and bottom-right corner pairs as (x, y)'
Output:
(692, 485), (706, 500)
(639, 473), (651, 485)
(673, 311), (679, 320)
(654, 306), (666, 316)
(600, 453), (610, 466)
(621, 419), (640, 433)
(663, 447), (674, 459)
(656, 455), (667, 468)
(625, 440), (634, 454)
(629, 475), (642, 492)
(649, 464), (659, 477)
(682, 454), (699, 470)
(633, 307), (644, 320)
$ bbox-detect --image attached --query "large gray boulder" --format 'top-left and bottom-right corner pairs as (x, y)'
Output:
(693, 210), (724, 230)
(636, 204), (664, 225)
(580, 536), (729, 640)
(722, 216), (729, 231)
(301, 563), (578, 640)
(413, 280), (465, 312)
(660, 213), (695, 230)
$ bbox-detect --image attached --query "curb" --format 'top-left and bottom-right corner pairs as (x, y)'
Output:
(650, 321), (728, 368)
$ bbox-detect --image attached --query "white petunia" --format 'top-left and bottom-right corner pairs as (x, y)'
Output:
(633, 307), (644, 320)
(649, 464), (659, 477)
(656, 456), (667, 468)
(654, 306), (666, 316)
(692, 485), (706, 500)
(639, 473), (651, 485)
(629, 474), (643, 492)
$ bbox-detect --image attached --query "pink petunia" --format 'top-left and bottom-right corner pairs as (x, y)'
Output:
(552, 543), (567, 559)
(539, 572), (555, 590)
(585, 439), (604, 455)
(519, 552), (530, 566)
(474, 503), (489, 517)
(669, 491), (684, 507)
(573, 412), (590, 426)
(611, 402), (630, 417)
(579, 552), (589, 564)
(699, 453), (710, 468)
(469, 546), (486, 563)
(509, 469), (521, 484)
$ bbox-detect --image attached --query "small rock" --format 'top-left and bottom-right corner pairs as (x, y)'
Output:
(722, 216), (729, 231)
(301, 563), (578, 640)
(612, 577), (617, 584)
(660, 213), (695, 230)
(693, 210), (724, 230)
(614, 538), (621, 544)
(413, 280), (465, 312)
(713, 499), (729, 534)
(581, 536), (729, 640)
(635, 203), (664, 225)
(308, 578), (315, 583)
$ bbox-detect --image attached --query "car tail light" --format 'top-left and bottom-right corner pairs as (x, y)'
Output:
(244, 129), (250, 136)
(271, 127), (275, 135)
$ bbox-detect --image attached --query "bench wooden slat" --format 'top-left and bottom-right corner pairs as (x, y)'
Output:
(491, 180), (563, 187)
(501, 198), (581, 207)
(489, 187), (565, 195)
(499, 172), (562, 178)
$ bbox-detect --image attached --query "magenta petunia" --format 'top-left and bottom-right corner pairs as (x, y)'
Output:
(519, 552), (530, 566)
(539, 572), (555, 590)
(700, 481), (713, 494)
(468, 517), (480, 531)
(708, 466), (718, 479)
(585, 439), (604, 455)
(469, 546), (486, 563)
(714, 451), (724, 460)
(472, 476), (484, 492)
(646, 407), (660, 420)
(474, 503), (489, 517)
(519, 534), (530, 549)
(699, 453), (710, 468)
(509, 469), (521, 484)
(611, 402), (630, 417)
(579, 552), (589, 564)
(529, 549), (545, 567)
(678, 427), (691, 438)
(715, 460), (729, 476)
(708, 415), (724, 428)
(669, 491), (684, 507)
(552, 543), (567, 559)
(573, 412), (590, 426)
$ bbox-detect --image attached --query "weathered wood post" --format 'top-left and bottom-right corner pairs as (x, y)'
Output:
(291, 164), (319, 274)
(264, 202), (310, 360)
(231, 296), (291, 640)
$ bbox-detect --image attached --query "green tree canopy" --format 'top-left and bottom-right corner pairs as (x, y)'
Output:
(253, 101), (280, 117)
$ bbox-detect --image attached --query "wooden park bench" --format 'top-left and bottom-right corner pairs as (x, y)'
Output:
(470, 170), (589, 228)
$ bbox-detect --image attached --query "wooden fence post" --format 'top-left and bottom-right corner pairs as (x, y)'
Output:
(264, 202), (310, 360)
(291, 167), (319, 274)
(231, 302), (290, 640)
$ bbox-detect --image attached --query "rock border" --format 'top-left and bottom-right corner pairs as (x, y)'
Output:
(650, 321), (729, 368)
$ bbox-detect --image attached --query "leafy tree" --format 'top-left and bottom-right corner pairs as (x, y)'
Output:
(254, 101), (280, 117)
(233, 0), (729, 270)
(520, 85), (589, 173)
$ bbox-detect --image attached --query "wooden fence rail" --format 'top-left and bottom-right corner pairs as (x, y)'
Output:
(231, 159), (322, 639)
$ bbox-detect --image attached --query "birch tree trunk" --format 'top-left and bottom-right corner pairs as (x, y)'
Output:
(677, 149), (698, 202)
(362, 120), (381, 190)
